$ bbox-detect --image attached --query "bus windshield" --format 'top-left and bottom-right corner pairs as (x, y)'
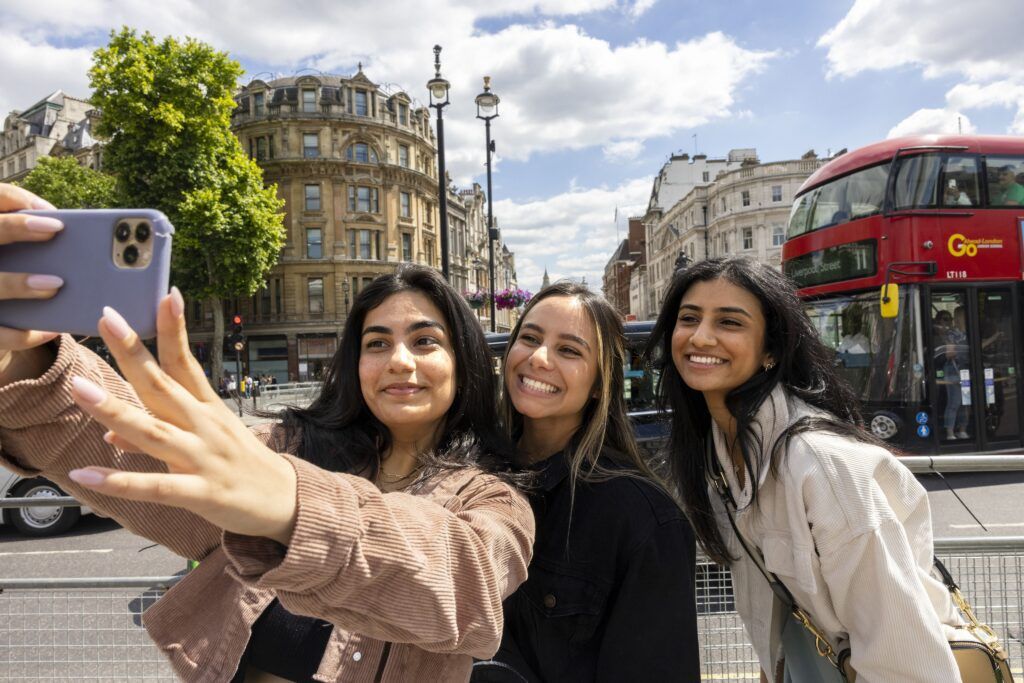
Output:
(803, 289), (924, 404)
(788, 163), (889, 238)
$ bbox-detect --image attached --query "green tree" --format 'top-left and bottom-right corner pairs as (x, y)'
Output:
(89, 28), (285, 385)
(18, 156), (117, 209)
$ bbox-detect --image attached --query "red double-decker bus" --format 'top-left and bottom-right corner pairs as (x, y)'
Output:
(783, 135), (1024, 454)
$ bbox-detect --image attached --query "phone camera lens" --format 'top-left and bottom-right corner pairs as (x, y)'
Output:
(135, 222), (151, 243)
(115, 222), (132, 242)
(123, 245), (139, 265)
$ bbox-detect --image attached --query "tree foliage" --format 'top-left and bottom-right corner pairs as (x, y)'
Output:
(89, 28), (285, 380)
(18, 156), (117, 209)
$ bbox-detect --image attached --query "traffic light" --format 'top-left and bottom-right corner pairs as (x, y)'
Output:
(229, 314), (245, 350)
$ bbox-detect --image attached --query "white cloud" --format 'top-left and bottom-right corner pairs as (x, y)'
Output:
(495, 176), (650, 291)
(820, 0), (1024, 137)
(0, 0), (774, 296)
(602, 139), (643, 162)
(887, 108), (975, 138)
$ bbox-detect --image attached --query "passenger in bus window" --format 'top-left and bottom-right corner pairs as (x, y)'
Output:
(0, 183), (534, 683)
(943, 179), (973, 206)
(990, 164), (1024, 205)
(647, 257), (965, 683)
(473, 282), (700, 683)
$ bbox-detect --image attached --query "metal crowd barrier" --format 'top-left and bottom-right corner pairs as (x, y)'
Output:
(1, 457), (1021, 679)
(0, 537), (1021, 681)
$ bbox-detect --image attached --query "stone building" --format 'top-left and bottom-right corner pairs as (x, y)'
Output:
(642, 150), (827, 319)
(602, 217), (645, 318)
(185, 70), (444, 382)
(0, 91), (102, 182)
(455, 184), (518, 332)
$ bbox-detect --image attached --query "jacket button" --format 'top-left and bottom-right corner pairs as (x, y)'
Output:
(543, 594), (557, 609)
(352, 652), (362, 662)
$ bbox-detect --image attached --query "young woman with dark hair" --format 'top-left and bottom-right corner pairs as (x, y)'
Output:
(0, 184), (534, 683)
(648, 256), (965, 682)
(475, 282), (700, 682)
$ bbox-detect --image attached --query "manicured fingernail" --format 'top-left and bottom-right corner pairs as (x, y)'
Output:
(71, 376), (108, 405)
(30, 197), (56, 210)
(169, 286), (184, 319)
(24, 216), (64, 233)
(26, 274), (64, 290)
(101, 306), (132, 340)
(69, 469), (107, 486)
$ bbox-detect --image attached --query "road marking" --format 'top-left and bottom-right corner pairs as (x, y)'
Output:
(949, 522), (1024, 529)
(0, 548), (114, 557)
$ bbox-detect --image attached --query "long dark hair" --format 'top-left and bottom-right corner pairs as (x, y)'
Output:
(277, 264), (516, 481)
(647, 257), (878, 564)
(501, 282), (660, 488)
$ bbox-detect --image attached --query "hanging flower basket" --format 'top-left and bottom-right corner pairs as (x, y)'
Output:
(495, 287), (532, 310)
(464, 290), (488, 309)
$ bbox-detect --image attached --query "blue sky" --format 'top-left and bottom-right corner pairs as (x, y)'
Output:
(2, 0), (1023, 292)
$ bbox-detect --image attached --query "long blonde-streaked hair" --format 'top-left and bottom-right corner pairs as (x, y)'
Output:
(501, 282), (661, 488)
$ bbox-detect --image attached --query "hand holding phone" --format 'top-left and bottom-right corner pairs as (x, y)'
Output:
(0, 200), (173, 340)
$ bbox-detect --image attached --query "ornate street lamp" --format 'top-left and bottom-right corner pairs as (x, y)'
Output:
(475, 76), (500, 332)
(426, 45), (451, 280)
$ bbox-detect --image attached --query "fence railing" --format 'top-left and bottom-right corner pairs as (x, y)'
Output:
(1, 537), (1021, 681)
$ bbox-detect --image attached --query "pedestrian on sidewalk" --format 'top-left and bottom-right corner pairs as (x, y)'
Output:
(0, 186), (533, 683)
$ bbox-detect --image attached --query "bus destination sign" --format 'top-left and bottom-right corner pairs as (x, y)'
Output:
(784, 239), (877, 289)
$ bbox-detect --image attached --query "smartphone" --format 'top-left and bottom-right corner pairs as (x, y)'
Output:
(0, 209), (173, 339)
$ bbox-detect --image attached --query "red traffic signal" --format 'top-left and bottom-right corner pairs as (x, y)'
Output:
(232, 315), (243, 325)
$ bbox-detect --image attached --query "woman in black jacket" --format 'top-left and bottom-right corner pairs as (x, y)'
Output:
(476, 282), (701, 682)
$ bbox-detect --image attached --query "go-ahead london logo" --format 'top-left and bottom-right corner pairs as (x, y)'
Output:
(947, 233), (1003, 257)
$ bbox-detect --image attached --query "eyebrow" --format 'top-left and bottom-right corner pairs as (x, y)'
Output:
(521, 322), (592, 350)
(362, 320), (446, 336)
(678, 303), (754, 319)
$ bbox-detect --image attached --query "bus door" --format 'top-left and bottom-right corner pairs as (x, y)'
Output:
(927, 287), (1022, 450)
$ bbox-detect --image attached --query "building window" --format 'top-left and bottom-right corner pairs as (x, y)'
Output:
(772, 225), (785, 247)
(253, 92), (265, 116)
(401, 232), (413, 261)
(742, 227), (753, 250)
(400, 191), (411, 218)
(304, 184), (320, 211)
(741, 190), (750, 207)
(722, 233), (730, 254)
(302, 89), (317, 113)
(348, 186), (380, 213)
(772, 185), (783, 202)
(306, 227), (322, 259)
(259, 282), (272, 319)
(398, 144), (409, 167)
(349, 228), (382, 260)
(307, 277), (324, 314)
(18, 155), (26, 172)
(702, 171), (710, 182)
(721, 198), (726, 212)
(303, 133), (319, 158)
(398, 103), (409, 125)
(346, 143), (377, 163)
(354, 90), (368, 116)
(424, 237), (435, 264)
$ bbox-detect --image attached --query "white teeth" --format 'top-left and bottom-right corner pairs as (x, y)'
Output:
(689, 355), (725, 365)
(522, 376), (559, 393)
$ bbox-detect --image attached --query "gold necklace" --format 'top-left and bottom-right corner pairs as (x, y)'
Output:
(376, 463), (424, 483)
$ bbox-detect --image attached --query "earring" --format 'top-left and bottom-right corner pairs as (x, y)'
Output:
(763, 360), (775, 371)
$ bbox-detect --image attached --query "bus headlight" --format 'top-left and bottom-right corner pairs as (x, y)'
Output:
(869, 412), (900, 441)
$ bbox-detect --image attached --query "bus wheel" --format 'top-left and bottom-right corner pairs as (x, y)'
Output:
(869, 412), (901, 441)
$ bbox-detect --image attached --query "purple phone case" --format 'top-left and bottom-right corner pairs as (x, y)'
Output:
(0, 209), (174, 339)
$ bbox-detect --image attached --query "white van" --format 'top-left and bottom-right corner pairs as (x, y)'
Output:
(1, 464), (91, 537)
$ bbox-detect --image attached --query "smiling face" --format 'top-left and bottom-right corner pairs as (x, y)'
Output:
(358, 291), (456, 446)
(671, 278), (771, 409)
(504, 295), (599, 437)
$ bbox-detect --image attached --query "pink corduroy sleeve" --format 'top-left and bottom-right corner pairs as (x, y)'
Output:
(222, 455), (535, 660)
(0, 335), (223, 561)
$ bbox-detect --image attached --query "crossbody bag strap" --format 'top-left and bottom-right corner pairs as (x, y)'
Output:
(705, 439), (843, 670)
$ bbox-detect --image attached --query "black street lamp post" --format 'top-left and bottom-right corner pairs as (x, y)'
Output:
(475, 76), (500, 332)
(427, 45), (452, 280)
